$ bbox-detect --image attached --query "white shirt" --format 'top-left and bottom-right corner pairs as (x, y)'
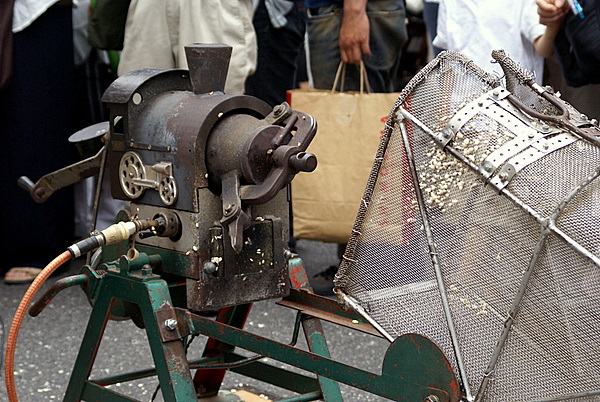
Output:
(13, 0), (60, 32)
(433, 0), (546, 84)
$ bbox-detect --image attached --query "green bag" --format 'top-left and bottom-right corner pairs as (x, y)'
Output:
(87, 0), (131, 51)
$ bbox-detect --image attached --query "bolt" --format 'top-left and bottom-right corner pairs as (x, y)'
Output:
(224, 203), (234, 215)
(203, 261), (217, 275)
(283, 250), (298, 261)
(424, 395), (440, 402)
(141, 264), (153, 276)
(273, 104), (285, 117)
(164, 318), (178, 331)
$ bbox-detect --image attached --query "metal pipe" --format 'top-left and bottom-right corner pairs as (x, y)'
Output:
(335, 291), (395, 343)
(278, 391), (323, 402)
(28, 274), (88, 317)
(87, 141), (109, 266)
(398, 114), (474, 401)
(474, 227), (549, 401)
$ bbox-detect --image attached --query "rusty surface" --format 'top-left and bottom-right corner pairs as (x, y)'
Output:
(192, 304), (252, 397)
(287, 256), (311, 289)
(155, 306), (188, 342)
(278, 289), (381, 337)
(183, 308), (460, 401)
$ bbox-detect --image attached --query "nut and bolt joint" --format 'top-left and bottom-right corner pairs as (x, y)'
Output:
(273, 104), (285, 117)
(141, 264), (153, 276)
(164, 318), (178, 331)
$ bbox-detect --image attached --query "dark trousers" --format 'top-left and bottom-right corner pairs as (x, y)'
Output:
(245, 0), (307, 107)
(0, 5), (77, 271)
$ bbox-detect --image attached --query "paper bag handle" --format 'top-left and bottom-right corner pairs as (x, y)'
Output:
(331, 61), (372, 94)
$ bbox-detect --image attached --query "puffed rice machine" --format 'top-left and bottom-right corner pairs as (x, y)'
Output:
(8, 45), (600, 401)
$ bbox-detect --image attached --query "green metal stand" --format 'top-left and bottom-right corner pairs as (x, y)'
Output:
(60, 253), (459, 401)
(63, 254), (197, 401)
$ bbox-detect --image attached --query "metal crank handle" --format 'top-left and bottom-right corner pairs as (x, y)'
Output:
(17, 176), (35, 192)
(240, 110), (318, 205)
(17, 147), (104, 203)
(28, 274), (89, 317)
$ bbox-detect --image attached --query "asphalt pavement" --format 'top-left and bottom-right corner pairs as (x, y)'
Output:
(0, 239), (391, 402)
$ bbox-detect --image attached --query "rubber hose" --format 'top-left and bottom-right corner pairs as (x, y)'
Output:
(4, 250), (72, 402)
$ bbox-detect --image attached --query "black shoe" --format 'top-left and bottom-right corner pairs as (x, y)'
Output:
(310, 265), (338, 296)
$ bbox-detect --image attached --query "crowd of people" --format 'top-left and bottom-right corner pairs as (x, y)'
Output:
(0, 0), (597, 294)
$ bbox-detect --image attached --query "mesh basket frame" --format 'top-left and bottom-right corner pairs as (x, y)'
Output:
(335, 50), (600, 401)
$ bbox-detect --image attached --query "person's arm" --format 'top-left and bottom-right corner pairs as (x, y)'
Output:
(534, 0), (568, 57)
(340, 0), (370, 64)
(534, 22), (562, 57)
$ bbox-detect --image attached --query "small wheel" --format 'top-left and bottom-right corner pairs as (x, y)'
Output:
(159, 176), (178, 205)
(119, 152), (146, 199)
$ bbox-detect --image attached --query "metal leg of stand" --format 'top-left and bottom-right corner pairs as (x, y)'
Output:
(301, 315), (343, 401)
(63, 273), (197, 401)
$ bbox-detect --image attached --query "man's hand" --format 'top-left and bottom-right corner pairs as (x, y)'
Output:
(536, 0), (568, 25)
(340, 0), (371, 65)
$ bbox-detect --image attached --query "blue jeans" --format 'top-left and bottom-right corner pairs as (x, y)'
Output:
(307, 0), (407, 92)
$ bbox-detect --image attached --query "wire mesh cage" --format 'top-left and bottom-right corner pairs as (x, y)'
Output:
(335, 50), (600, 401)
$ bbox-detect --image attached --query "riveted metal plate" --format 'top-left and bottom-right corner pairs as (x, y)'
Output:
(489, 132), (578, 190)
(478, 127), (542, 180)
(444, 89), (510, 140)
